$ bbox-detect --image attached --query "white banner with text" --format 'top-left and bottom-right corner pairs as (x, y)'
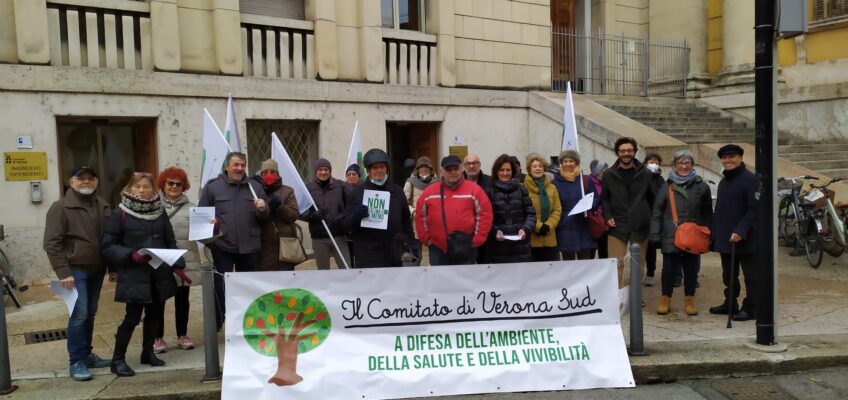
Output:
(222, 259), (634, 400)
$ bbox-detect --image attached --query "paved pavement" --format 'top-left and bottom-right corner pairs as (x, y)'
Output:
(1, 245), (846, 399)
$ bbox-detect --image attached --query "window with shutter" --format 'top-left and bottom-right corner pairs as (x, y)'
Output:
(239, 0), (305, 20)
(812, 0), (848, 22)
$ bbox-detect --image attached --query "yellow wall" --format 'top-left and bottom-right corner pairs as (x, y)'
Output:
(777, 38), (796, 67)
(806, 26), (848, 63)
(707, 0), (722, 76)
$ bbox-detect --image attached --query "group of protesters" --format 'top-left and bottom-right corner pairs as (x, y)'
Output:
(42, 136), (757, 382)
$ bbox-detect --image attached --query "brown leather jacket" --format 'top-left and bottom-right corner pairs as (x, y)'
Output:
(43, 188), (111, 279)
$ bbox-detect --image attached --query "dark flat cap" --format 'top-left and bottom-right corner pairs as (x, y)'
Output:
(441, 155), (462, 168)
(717, 144), (744, 158)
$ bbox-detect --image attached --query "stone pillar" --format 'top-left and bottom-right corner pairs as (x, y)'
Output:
(212, 0), (242, 75)
(13, 0), (50, 64)
(150, 0), (181, 71)
(426, 0), (456, 87)
(358, 0), (383, 82)
(716, 0), (754, 86)
(649, 0), (710, 90)
(306, 0), (338, 80)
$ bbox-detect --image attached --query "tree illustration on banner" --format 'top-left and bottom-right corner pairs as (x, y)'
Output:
(243, 288), (331, 386)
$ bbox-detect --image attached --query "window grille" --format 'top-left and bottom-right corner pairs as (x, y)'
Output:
(246, 120), (319, 183)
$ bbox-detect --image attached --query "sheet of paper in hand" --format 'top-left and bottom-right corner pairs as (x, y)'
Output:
(360, 189), (390, 230)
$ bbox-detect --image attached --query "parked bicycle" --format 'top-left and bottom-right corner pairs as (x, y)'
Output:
(777, 175), (824, 267)
(0, 225), (28, 308)
(807, 177), (847, 260)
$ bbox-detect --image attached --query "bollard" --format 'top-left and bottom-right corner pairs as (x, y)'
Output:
(201, 261), (222, 381)
(0, 296), (18, 394)
(628, 243), (648, 356)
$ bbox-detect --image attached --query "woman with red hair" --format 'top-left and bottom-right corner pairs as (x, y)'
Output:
(152, 167), (200, 353)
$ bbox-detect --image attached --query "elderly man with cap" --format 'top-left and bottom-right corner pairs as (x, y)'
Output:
(301, 158), (352, 269)
(415, 155), (494, 266)
(43, 165), (113, 381)
(342, 148), (415, 267)
(345, 164), (361, 187)
(709, 144), (758, 321)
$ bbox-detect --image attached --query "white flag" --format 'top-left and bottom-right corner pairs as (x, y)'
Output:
(562, 82), (579, 151)
(200, 108), (230, 188)
(346, 120), (363, 173)
(271, 132), (316, 214)
(224, 93), (242, 152)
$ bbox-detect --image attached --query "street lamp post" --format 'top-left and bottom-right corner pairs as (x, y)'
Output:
(754, 0), (777, 346)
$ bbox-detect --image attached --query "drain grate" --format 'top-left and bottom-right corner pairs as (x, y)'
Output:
(712, 382), (798, 400)
(24, 328), (67, 344)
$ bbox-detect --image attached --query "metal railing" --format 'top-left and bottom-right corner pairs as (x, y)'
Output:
(552, 27), (690, 98)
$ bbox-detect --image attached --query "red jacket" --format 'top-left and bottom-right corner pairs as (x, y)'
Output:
(415, 179), (493, 252)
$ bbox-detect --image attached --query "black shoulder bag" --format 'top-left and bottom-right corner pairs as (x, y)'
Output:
(440, 182), (473, 263)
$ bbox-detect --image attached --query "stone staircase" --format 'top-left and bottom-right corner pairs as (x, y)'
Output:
(597, 99), (755, 144)
(779, 144), (848, 179)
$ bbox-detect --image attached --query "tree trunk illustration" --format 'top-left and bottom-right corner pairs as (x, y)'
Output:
(264, 313), (318, 386)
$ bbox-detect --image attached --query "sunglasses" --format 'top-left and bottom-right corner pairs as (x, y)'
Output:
(166, 181), (184, 187)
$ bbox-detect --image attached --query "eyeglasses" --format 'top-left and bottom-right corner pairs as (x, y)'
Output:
(675, 161), (693, 166)
(166, 181), (183, 187)
(464, 161), (481, 166)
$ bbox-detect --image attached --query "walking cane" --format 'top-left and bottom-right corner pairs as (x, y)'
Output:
(727, 242), (736, 329)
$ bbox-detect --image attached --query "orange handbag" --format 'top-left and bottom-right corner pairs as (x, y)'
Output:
(669, 186), (711, 254)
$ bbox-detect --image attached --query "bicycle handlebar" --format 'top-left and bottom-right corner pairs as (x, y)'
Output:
(810, 177), (843, 190)
(778, 175), (819, 183)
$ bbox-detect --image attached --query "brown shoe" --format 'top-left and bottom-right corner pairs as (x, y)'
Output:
(657, 295), (671, 315)
(684, 296), (698, 316)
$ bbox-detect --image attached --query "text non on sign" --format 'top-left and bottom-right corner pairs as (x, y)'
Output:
(4, 152), (48, 181)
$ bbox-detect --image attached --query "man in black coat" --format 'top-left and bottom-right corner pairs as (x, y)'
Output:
(342, 148), (415, 268)
(709, 144), (758, 321)
(602, 137), (655, 287)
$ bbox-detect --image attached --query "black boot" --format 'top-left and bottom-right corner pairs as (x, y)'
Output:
(709, 301), (739, 315)
(111, 328), (136, 377)
(140, 317), (166, 367)
(732, 308), (756, 321)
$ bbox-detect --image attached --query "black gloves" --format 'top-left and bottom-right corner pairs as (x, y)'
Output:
(353, 204), (369, 219)
(538, 224), (551, 236)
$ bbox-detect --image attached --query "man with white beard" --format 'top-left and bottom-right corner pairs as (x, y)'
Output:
(43, 166), (113, 381)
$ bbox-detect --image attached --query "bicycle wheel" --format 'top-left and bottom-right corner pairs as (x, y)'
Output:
(804, 221), (824, 269)
(2, 276), (21, 308)
(783, 201), (800, 248)
(778, 197), (792, 246)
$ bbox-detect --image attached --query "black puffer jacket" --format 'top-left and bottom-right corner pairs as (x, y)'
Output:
(101, 210), (182, 304)
(487, 180), (536, 263)
(341, 179), (414, 268)
(300, 178), (350, 239)
(649, 177), (713, 254)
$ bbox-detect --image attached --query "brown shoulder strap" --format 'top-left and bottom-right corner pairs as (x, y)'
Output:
(668, 186), (679, 226)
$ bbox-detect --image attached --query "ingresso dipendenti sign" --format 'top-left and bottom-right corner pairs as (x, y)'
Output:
(4, 152), (48, 181)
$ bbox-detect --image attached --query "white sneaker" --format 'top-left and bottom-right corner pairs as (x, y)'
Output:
(644, 276), (654, 287)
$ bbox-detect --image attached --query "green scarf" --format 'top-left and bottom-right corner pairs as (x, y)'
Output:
(534, 176), (550, 222)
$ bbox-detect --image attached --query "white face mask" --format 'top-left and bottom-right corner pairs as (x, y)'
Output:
(646, 163), (660, 173)
(371, 177), (388, 186)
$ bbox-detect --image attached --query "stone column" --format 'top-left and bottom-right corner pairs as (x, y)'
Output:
(150, 0), (181, 71)
(306, 0), (338, 80)
(649, 0), (710, 90)
(716, 0), (754, 86)
(358, 0), (383, 82)
(13, 0), (50, 64)
(213, 0), (242, 75)
(426, 0), (456, 87)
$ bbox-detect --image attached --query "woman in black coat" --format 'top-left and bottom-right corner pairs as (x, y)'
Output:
(101, 173), (185, 377)
(487, 154), (536, 263)
(649, 151), (712, 317)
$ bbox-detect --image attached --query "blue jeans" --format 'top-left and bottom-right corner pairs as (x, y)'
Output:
(428, 245), (477, 266)
(67, 270), (105, 364)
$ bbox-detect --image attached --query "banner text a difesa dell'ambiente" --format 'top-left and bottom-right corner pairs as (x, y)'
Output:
(223, 260), (634, 400)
